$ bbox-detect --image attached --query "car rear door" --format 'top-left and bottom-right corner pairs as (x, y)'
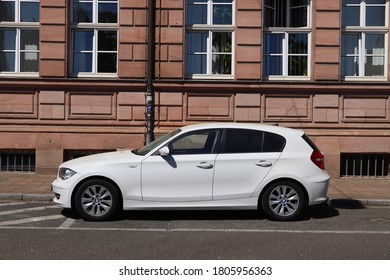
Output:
(212, 129), (285, 200)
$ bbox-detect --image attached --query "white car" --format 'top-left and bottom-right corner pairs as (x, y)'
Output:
(52, 123), (329, 221)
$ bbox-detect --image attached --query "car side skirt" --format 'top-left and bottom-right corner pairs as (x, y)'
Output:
(122, 197), (259, 210)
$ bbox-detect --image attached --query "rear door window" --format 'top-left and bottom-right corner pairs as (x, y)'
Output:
(222, 129), (285, 153)
(263, 132), (286, 152)
(223, 129), (263, 153)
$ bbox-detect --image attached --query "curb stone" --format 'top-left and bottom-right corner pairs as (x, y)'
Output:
(0, 193), (54, 201)
(22, 194), (54, 201)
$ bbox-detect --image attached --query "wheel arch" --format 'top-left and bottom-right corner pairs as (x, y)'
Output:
(257, 177), (309, 209)
(71, 176), (124, 210)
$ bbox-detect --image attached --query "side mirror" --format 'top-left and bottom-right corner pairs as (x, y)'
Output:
(158, 146), (170, 157)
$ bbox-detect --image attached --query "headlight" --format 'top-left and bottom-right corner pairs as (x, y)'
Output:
(59, 168), (77, 180)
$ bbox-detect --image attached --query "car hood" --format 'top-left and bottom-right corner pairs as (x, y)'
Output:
(60, 150), (141, 172)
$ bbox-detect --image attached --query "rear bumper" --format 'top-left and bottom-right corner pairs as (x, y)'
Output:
(303, 171), (330, 206)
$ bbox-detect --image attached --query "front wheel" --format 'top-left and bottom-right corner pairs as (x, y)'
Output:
(74, 179), (119, 221)
(261, 181), (306, 221)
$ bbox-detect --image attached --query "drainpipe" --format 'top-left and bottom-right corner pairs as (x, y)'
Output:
(145, 0), (155, 144)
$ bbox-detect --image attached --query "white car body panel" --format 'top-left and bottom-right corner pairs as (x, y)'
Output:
(212, 152), (280, 200)
(141, 154), (217, 201)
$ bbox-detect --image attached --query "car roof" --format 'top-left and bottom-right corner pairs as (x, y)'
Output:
(179, 122), (304, 136)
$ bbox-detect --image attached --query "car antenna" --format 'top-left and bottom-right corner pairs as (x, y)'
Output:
(275, 105), (295, 126)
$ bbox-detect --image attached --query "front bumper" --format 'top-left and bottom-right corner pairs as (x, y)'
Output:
(51, 175), (81, 208)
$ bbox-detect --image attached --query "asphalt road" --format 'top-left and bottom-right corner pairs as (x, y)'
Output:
(0, 201), (389, 260)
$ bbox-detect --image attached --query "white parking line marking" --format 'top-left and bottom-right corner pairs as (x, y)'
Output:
(0, 205), (62, 216)
(58, 218), (76, 229)
(0, 215), (64, 226)
(173, 228), (390, 235)
(0, 202), (26, 207)
(0, 226), (389, 235)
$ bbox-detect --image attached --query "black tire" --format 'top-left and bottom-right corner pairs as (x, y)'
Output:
(261, 181), (306, 221)
(74, 179), (119, 221)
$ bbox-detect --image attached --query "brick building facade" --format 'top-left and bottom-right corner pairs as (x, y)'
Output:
(0, 0), (389, 178)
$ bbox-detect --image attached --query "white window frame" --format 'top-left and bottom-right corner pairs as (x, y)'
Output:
(0, 0), (40, 23)
(264, 0), (311, 28)
(341, 32), (388, 81)
(263, 0), (311, 80)
(185, 0), (235, 79)
(70, 0), (118, 77)
(0, 0), (40, 76)
(264, 32), (310, 80)
(342, 0), (388, 28)
(342, 0), (388, 81)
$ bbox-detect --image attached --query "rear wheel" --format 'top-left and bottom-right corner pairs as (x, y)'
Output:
(74, 179), (119, 221)
(261, 181), (306, 221)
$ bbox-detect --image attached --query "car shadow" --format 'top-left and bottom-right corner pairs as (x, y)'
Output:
(328, 199), (367, 209)
(303, 203), (340, 220)
(61, 203), (339, 222)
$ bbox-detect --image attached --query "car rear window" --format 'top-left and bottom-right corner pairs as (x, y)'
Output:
(302, 134), (320, 152)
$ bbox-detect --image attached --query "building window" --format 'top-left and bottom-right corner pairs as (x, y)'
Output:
(341, 0), (388, 79)
(71, 0), (118, 76)
(0, 0), (40, 74)
(185, 0), (234, 78)
(263, 0), (311, 79)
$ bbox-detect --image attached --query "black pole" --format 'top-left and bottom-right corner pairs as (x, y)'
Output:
(145, 0), (155, 144)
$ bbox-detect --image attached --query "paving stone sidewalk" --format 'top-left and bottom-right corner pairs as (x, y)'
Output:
(0, 173), (389, 206)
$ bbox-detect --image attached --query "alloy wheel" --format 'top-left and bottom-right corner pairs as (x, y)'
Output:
(268, 185), (299, 217)
(261, 181), (306, 221)
(74, 179), (119, 221)
(81, 185), (113, 217)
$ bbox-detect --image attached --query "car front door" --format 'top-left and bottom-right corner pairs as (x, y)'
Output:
(141, 129), (220, 202)
(213, 129), (285, 200)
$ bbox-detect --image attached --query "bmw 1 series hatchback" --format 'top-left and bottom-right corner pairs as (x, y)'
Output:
(52, 123), (329, 221)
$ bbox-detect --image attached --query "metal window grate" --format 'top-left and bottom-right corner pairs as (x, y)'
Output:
(340, 153), (389, 177)
(64, 150), (115, 161)
(0, 150), (36, 172)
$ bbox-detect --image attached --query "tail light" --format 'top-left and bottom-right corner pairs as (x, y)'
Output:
(311, 151), (325, 170)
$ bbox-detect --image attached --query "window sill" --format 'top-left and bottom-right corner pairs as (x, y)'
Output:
(264, 76), (310, 81)
(70, 73), (118, 79)
(186, 74), (234, 80)
(342, 76), (387, 82)
(0, 73), (39, 78)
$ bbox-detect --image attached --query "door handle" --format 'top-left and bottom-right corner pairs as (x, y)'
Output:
(256, 160), (273, 167)
(196, 162), (214, 169)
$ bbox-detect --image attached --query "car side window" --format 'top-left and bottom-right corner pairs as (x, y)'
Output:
(223, 129), (263, 153)
(222, 129), (286, 153)
(262, 132), (286, 152)
(169, 130), (219, 155)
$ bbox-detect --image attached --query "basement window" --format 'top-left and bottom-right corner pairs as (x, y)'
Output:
(0, 150), (36, 172)
(340, 153), (389, 178)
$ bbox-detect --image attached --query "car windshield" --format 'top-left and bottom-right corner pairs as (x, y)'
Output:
(132, 129), (181, 156)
